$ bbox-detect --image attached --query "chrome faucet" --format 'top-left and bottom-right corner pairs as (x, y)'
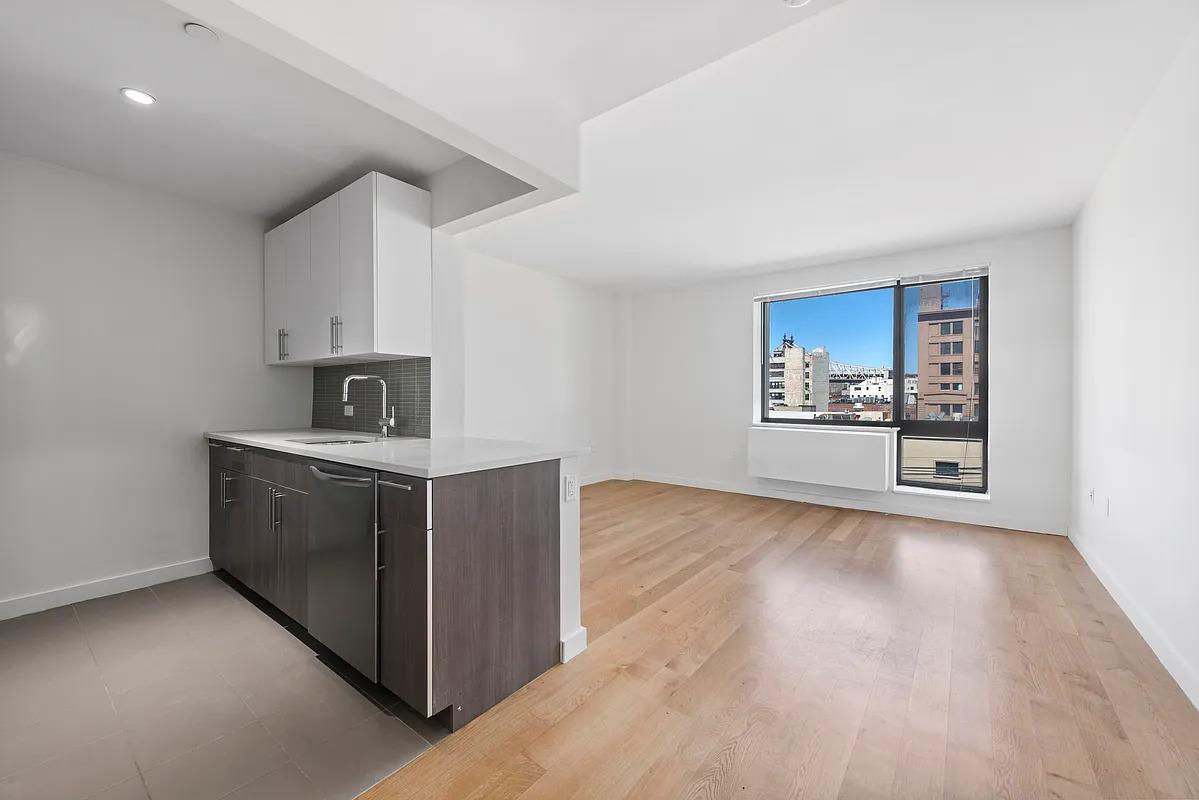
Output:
(342, 374), (396, 438)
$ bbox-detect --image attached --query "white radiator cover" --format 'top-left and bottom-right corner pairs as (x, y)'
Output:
(747, 425), (892, 492)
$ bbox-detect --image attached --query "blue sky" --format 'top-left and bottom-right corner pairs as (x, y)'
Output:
(769, 288), (893, 368)
(769, 279), (979, 374)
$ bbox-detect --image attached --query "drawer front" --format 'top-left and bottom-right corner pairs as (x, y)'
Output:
(208, 441), (251, 473)
(251, 450), (308, 492)
(378, 472), (428, 531)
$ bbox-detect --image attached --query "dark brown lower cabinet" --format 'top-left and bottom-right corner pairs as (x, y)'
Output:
(222, 471), (254, 586)
(272, 486), (308, 626)
(378, 475), (429, 714)
(378, 460), (560, 730)
(209, 445), (307, 625)
(209, 466), (227, 571)
(212, 441), (562, 732)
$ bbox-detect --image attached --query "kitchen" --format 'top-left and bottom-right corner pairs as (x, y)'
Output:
(0, 2), (594, 797)
(207, 170), (586, 731)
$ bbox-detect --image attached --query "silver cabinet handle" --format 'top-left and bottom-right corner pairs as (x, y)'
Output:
(221, 473), (236, 507)
(379, 480), (413, 491)
(308, 465), (374, 485)
(226, 446), (248, 452)
(330, 316), (335, 355)
(268, 487), (282, 530)
(283, 329), (289, 360)
(337, 316), (343, 352)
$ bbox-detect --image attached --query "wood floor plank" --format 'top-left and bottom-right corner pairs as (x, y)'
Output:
(364, 480), (1199, 800)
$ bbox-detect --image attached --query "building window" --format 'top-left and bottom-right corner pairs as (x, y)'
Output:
(760, 285), (894, 424)
(759, 275), (987, 492)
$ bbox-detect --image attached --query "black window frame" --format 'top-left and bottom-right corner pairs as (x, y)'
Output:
(759, 275), (988, 492)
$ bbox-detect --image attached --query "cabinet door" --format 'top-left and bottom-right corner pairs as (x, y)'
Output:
(264, 226), (286, 365)
(209, 466), (228, 571)
(273, 487), (308, 626)
(309, 194), (341, 359)
(282, 210), (313, 362)
(374, 174), (431, 357)
(224, 473), (254, 586)
(378, 475), (429, 714)
(250, 482), (280, 602)
(338, 174), (376, 356)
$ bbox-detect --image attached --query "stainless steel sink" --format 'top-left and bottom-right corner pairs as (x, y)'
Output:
(288, 436), (380, 446)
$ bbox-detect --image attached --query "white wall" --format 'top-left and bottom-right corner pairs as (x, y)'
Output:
(1071, 26), (1199, 706)
(617, 227), (1073, 535)
(0, 153), (312, 618)
(434, 241), (615, 483)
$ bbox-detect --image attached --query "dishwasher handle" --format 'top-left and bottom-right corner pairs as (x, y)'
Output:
(308, 465), (375, 486)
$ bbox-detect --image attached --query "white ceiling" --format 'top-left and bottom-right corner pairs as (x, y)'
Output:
(459, 0), (1199, 287)
(401, 0), (850, 122)
(0, 0), (466, 221)
(162, 0), (846, 193)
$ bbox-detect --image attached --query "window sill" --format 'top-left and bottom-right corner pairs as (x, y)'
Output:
(893, 484), (990, 502)
(751, 422), (899, 433)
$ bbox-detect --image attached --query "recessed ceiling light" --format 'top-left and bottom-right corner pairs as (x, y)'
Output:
(120, 87), (156, 105)
(782, 0), (813, 7)
(183, 22), (218, 41)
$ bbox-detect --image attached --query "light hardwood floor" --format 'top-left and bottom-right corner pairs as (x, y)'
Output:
(364, 480), (1199, 800)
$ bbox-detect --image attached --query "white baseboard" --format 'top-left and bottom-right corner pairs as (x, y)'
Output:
(626, 470), (1064, 536)
(581, 473), (635, 486)
(560, 625), (588, 663)
(0, 557), (214, 622)
(1070, 533), (1199, 710)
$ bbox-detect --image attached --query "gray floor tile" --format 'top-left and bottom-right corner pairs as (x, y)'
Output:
(0, 607), (91, 671)
(140, 722), (286, 800)
(0, 662), (113, 743)
(218, 764), (319, 800)
(85, 777), (149, 800)
(383, 702), (450, 747)
(150, 576), (242, 615)
(0, 732), (139, 800)
(286, 712), (429, 800)
(73, 590), (164, 630)
(240, 660), (378, 754)
(118, 680), (256, 770)
(88, 636), (207, 696)
(0, 687), (120, 780)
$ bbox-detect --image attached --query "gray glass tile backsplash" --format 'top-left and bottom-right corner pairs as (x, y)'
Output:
(312, 358), (430, 438)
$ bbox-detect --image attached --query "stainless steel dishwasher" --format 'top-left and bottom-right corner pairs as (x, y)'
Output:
(306, 462), (378, 681)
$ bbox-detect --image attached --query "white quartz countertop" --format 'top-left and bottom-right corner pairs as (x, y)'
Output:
(204, 429), (589, 479)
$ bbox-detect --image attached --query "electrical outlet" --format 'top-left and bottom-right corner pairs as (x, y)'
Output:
(343, 405), (354, 416)
(563, 474), (579, 502)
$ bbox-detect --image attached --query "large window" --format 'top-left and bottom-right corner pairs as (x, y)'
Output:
(759, 274), (988, 493)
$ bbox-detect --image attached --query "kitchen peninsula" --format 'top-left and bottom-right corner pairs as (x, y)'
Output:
(206, 429), (587, 730)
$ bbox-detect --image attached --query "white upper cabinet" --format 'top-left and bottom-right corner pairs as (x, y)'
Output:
(309, 193), (340, 358)
(263, 173), (432, 365)
(263, 211), (312, 364)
